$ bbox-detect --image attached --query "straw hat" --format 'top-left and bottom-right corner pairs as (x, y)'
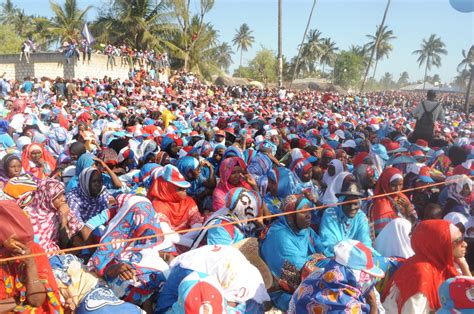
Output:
(232, 238), (273, 289)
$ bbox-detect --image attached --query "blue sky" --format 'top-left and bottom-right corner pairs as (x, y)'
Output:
(11, 0), (474, 83)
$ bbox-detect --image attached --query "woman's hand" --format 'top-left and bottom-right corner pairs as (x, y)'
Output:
(200, 159), (212, 168)
(11, 240), (35, 266)
(241, 173), (257, 190)
(106, 263), (136, 281)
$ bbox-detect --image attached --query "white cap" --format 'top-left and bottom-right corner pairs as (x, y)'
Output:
(341, 140), (356, 149)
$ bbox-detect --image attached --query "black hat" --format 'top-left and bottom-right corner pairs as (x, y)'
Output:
(336, 182), (364, 199)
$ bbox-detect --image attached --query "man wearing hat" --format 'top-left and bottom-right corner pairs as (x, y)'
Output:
(319, 181), (374, 257)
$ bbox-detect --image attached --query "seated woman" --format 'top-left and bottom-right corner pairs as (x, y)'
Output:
(321, 171), (353, 205)
(67, 167), (112, 225)
(438, 175), (472, 217)
(66, 152), (123, 195)
(21, 143), (57, 179)
(207, 144), (225, 176)
(50, 254), (145, 314)
(289, 240), (384, 314)
(260, 194), (324, 311)
(177, 156), (216, 213)
(374, 218), (414, 259)
(0, 154), (37, 200)
(24, 178), (89, 253)
(88, 195), (174, 307)
(370, 167), (417, 236)
(264, 167), (298, 214)
(0, 200), (63, 313)
(191, 187), (263, 248)
(156, 240), (271, 313)
(319, 181), (373, 257)
(212, 156), (257, 211)
(147, 164), (203, 232)
(0, 154), (25, 183)
(382, 220), (467, 313)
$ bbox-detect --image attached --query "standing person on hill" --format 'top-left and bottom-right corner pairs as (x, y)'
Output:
(410, 90), (445, 145)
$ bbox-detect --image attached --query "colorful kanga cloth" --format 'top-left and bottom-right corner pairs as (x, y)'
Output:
(0, 243), (63, 314)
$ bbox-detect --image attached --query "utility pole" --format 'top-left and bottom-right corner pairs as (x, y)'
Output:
(360, 0), (391, 92)
(290, 0), (317, 89)
(278, 0), (283, 87)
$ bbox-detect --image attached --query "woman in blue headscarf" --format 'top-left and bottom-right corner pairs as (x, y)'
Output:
(222, 145), (244, 161)
(0, 119), (15, 150)
(207, 144), (225, 176)
(65, 152), (95, 192)
(177, 156), (216, 212)
(264, 167), (298, 214)
(247, 151), (273, 196)
(191, 187), (262, 248)
(46, 127), (68, 158)
(260, 194), (324, 311)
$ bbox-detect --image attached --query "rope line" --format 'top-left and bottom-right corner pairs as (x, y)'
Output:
(0, 175), (471, 263)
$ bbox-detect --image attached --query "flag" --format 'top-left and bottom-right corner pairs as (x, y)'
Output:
(82, 23), (94, 45)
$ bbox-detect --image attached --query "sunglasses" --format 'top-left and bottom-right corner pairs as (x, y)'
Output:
(453, 236), (464, 246)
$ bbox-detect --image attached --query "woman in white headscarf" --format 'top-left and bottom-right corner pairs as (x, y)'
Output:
(374, 218), (415, 258)
(320, 171), (352, 205)
(322, 159), (344, 188)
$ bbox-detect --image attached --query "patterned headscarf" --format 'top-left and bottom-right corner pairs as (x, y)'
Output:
(79, 167), (105, 198)
(177, 156), (200, 181)
(67, 167), (110, 222)
(225, 187), (262, 222)
(97, 148), (118, 166)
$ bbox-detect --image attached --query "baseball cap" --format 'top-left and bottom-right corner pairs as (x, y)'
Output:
(160, 164), (191, 188)
(438, 276), (474, 313)
(334, 240), (385, 278)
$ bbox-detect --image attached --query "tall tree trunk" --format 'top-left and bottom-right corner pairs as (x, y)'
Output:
(361, 0), (391, 92)
(372, 59), (379, 79)
(239, 49), (243, 77)
(277, 0), (283, 87)
(290, 0), (317, 88)
(423, 57), (429, 90)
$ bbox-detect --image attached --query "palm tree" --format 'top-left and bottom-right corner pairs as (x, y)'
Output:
(0, 0), (17, 24)
(209, 42), (234, 72)
(232, 23), (255, 73)
(412, 34), (447, 89)
(49, 0), (92, 43)
(397, 71), (409, 87)
(299, 29), (322, 76)
(31, 16), (56, 50)
(453, 69), (470, 91)
(380, 72), (394, 89)
(319, 38), (338, 73)
(93, 0), (175, 51)
(457, 45), (474, 71)
(11, 9), (34, 37)
(365, 25), (396, 78)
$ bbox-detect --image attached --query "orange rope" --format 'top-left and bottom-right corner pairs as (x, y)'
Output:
(0, 175), (471, 263)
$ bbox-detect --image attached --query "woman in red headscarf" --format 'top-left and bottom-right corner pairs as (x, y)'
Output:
(369, 167), (416, 236)
(0, 200), (63, 313)
(382, 220), (465, 313)
(147, 165), (203, 232)
(21, 143), (57, 179)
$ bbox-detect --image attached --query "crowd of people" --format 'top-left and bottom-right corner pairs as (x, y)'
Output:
(58, 40), (170, 72)
(0, 68), (472, 314)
